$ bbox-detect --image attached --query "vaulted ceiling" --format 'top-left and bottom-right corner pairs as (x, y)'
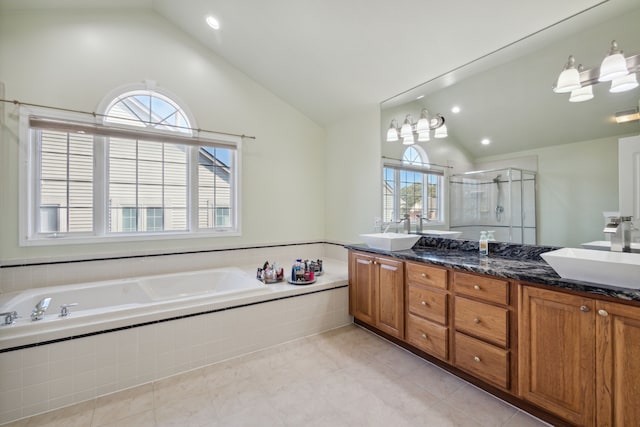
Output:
(1, 0), (606, 126)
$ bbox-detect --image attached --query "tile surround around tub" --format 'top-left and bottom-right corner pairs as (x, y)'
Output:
(0, 286), (351, 424)
(0, 243), (350, 424)
(0, 242), (347, 293)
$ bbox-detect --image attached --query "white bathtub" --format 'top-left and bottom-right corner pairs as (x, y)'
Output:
(0, 267), (270, 350)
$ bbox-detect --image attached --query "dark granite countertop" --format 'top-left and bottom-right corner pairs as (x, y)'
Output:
(346, 237), (640, 303)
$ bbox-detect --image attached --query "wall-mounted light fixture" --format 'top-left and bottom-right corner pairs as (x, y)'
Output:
(553, 40), (639, 102)
(386, 109), (447, 145)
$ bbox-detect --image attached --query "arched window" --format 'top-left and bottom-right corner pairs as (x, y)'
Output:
(104, 90), (191, 133)
(402, 145), (429, 166)
(21, 86), (239, 244)
(382, 146), (443, 227)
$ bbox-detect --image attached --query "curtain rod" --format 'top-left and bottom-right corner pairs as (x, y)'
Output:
(382, 155), (453, 169)
(0, 98), (256, 141)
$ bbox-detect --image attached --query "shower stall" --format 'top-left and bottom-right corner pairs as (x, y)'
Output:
(449, 168), (537, 244)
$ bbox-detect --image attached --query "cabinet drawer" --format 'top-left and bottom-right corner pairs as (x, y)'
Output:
(406, 313), (448, 361)
(406, 262), (448, 290)
(454, 272), (509, 305)
(455, 297), (509, 347)
(407, 284), (447, 325)
(455, 332), (509, 389)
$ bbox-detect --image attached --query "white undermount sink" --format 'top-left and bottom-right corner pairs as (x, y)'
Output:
(359, 233), (421, 251)
(541, 247), (640, 289)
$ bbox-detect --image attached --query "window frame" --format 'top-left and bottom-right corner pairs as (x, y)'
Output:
(19, 103), (242, 247)
(382, 146), (445, 225)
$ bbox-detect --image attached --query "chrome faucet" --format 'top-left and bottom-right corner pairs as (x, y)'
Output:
(31, 297), (52, 321)
(0, 311), (18, 325)
(59, 303), (79, 317)
(384, 214), (411, 233)
(418, 216), (430, 232)
(401, 214), (411, 233)
(604, 216), (632, 252)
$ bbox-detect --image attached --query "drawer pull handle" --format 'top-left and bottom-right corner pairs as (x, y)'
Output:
(580, 305), (590, 312)
(421, 333), (427, 339)
(473, 285), (481, 291)
(473, 318), (481, 324)
(421, 273), (428, 278)
(421, 301), (427, 306)
(473, 356), (481, 363)
(598, 309), (609, 317)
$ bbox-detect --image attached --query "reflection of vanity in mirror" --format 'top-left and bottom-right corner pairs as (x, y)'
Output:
(380, 0), (640, 248)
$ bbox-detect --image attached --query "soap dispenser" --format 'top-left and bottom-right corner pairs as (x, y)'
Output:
(479, 231), (489, 256)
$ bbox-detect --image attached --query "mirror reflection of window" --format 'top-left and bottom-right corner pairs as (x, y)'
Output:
(383, 146), (444, 226)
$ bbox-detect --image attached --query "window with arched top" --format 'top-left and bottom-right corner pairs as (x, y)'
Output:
(104, 90), (192, 132)
(383, 146), (443, 227)
(20, 86), (240, 245)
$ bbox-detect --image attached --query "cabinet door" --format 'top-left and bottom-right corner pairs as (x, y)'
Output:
(350, 252), (376, 325)
(376, 257), (404, 339)
(519, 286), (595, 426)
(596, 300), (640, 427)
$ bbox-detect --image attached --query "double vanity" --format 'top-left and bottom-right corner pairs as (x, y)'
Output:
(347, 236), (640, 427)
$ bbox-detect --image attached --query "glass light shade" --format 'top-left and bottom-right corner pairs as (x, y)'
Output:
(417, 132), (430, 142)
(386, 126), (399, 142)
(554, 68), (581, 93)
(434, 124), (448, 138)
(415, 117), (430, 133)
(400, 122), (413, 138)
(599, 52), (628, 82)
(402, 134), (415, 145)
(569, 85), (594, 102)
(610, 73), (638, 93)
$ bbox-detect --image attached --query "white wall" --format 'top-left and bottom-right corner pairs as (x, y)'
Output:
(324, 106), (381, 245)
(0, 9), (326, 263)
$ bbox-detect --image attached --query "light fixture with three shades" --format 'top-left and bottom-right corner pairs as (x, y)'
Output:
(553, 40), (639, 102)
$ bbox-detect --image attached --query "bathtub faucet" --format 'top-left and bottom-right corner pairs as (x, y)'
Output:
(31, 297), (52, 321)
(59, 303), (79, 317)
(0, 311), (18, 325)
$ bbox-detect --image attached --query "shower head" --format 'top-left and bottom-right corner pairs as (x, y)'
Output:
(493, 174), (501, 184)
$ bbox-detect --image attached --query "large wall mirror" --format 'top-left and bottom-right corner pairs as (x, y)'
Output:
(381, 1), (640, 248)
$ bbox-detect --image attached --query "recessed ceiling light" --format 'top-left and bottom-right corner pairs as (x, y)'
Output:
(206, 15), (220, 30)
(451, 106), (461, 114)
(481, 138), (491, 145)
(615, 108), (640, 123)
(416, 95), (425, 100)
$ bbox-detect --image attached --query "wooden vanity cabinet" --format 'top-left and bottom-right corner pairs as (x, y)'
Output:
(349, 251), (376, 325)
(349, 251), (404, 339)
(348, 250), (640, 426)
(405, 262), (449, 361)
(519, 284), (640, 426)
(452, 271), (513, 391)
(595, 300), (640, 427)
(519, 285), (595, 426)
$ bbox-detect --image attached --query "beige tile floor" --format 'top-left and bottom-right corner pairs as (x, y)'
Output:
(4, 325), (550, 427)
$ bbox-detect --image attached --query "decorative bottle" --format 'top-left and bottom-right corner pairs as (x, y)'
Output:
(479, 231), (489, 256)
